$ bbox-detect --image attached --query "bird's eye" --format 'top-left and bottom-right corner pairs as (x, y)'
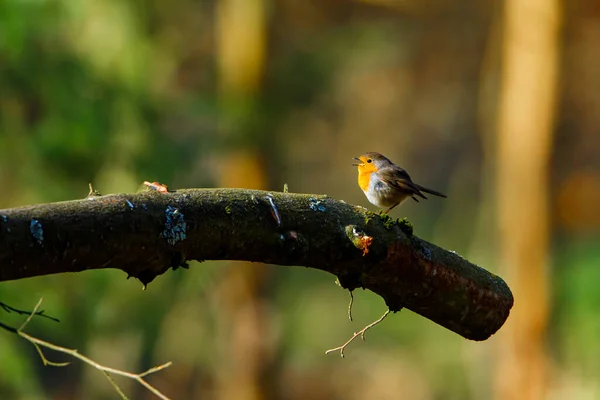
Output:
(367, 159), (372, 163)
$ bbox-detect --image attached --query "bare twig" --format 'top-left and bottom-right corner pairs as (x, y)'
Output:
(102, 371), (130, 400)
(325, 309), (391, 358)
(11, 298), (172, 399)
(0, 301), (60, 322)
(0, 320), (17, 333)
(347, 291), (354, 322)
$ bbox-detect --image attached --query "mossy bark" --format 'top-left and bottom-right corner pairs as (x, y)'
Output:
(0, 188), (513, 341)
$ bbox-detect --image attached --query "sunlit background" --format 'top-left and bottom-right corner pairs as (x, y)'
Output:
(1, 0), (599, 399)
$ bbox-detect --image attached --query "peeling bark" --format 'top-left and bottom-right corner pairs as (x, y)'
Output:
(0, 188), (513, 341)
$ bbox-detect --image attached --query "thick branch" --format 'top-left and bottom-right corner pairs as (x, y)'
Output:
(0, 188), (513, 341)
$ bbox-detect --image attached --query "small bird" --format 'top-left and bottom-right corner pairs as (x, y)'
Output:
(353, 152), (446, 214)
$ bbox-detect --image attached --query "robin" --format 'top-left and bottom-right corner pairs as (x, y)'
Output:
(353, 152), (446, 214)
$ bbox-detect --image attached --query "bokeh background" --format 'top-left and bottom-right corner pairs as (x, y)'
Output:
(1, 0), (599, 399)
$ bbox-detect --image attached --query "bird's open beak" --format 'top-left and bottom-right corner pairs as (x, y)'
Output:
(352, 157), (362, 166)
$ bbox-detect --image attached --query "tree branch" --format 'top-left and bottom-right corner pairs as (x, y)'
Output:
(0, 188), (513, 341)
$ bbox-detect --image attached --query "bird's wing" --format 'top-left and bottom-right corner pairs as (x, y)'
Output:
(378, 166), (428, 199)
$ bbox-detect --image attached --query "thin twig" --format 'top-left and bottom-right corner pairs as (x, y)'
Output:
(325, 309), (391, 358)
(347, 291), (354, 322)
(102, 371), (130, 400)
(87, 183), (102, 197)
(11, 298), (172, 399)
(17, 299), (43, 331)
(0, 320), (17, 333)
(0, 301), (60, 322)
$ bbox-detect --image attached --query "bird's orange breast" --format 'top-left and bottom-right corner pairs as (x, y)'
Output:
(357, 170), (372, 192)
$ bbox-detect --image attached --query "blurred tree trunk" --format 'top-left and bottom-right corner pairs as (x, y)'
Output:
(494, 0), (561, 399)
(213, 1), (273, 400)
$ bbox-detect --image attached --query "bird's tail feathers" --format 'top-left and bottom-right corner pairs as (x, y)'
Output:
(416, 184), (447, 198)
